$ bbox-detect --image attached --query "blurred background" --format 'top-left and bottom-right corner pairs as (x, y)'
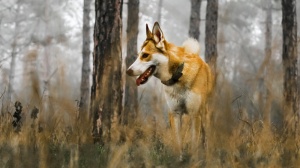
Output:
(0, 0), (300, 167)
(0, 0), (299, 113)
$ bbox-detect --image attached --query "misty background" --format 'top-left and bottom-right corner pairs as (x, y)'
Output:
(0, 0), (300, 167)
(0, 0), (299, 120)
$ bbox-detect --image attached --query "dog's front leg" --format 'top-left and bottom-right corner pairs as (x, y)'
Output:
(191, 115), (201, 146)
(169, 112), (183, 160)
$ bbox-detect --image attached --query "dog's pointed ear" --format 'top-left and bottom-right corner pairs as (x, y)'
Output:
(146, 24), (152, 39)
(152, 22), (165, 49)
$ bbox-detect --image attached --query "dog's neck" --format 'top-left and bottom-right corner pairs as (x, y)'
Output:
(155, 43), (185, 86)
(161, 62), (184, 86)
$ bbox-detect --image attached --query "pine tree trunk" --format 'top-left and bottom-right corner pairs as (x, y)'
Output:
(124, 0), (139, 125)
(79, 0), (92, 117)
(281, 0), (299, 135)
(262, 0), (273, 126)
(189, 0), (201, 40)
(205, 0), (218, 74)
(91, 0), (123, 143)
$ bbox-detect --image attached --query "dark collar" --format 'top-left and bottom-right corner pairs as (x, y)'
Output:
(161, 63), (184, 86)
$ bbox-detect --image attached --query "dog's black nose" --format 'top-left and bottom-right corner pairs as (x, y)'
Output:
(126, 69), (134, 76)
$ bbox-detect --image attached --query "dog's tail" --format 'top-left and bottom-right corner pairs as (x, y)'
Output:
(182, 38), (200, 55)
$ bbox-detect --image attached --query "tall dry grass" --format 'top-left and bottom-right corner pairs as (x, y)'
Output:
(0, 67), (300, 168)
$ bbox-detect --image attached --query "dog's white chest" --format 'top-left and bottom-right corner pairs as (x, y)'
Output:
(164, 85), (202, 115)
(164, 86), (187, 114)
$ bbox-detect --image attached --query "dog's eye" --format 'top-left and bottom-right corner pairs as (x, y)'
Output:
(142, 53), (149, 58)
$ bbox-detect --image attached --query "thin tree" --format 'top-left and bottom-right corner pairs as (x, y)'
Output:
(189, 0), (202, 40)
(124, 0), (139, 125)
(79, 0), (92, 118)
(7, 0), (21, 105)
(203, 0), (218, 151)
(157, 0), (163, 23)
(91, 0), (123, 143)
(281, 0), (298, 136)
(258, 0), (273, 126)
(205, 0), (218, 75)
(42, 0), (52, 121)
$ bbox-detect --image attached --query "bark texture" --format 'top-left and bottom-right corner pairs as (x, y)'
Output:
(261, 0), (273, 126)
(205, 0), (218, 74)
(124, 0), (139, 125)
(91, 0), (123, 143)
(281, 0), (299, 134)
(189, 0), (201, 40)
(79, 0), (92, 117)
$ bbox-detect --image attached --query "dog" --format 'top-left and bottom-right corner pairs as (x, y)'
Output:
(126, 22), (213, 159)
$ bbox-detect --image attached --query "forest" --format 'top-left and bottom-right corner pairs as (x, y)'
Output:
(0, 0), (299, 167)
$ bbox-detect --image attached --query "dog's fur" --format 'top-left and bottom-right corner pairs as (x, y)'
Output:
(127, 22), (213, 158)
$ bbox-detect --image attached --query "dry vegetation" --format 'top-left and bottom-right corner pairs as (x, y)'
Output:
(0, 70), (300, 168)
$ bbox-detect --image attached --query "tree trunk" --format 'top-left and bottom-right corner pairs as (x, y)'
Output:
(157, 0), (163, 23)
(262, 0), (273, 126)
(256, 0), (273, 126)
(7, 37), (17, 104)
(79, 0), (92, 118)
(281, 0), (299, 136)
(205, 0), (218, 75)
(189, 0), (201, 40)
(124, 0), (139, 125)
(42, 0), (51, 121)
(7, 0), (21, 105)
(91, 0), (123, 143)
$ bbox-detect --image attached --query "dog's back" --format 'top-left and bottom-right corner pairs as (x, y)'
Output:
(164, 38), (213, 115)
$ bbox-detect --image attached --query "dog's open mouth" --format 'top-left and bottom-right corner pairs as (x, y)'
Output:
(136, 65), (156, 86)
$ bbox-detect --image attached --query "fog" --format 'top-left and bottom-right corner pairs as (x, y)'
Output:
(0, 0), (300, 167)
(0, 0), (299, 118)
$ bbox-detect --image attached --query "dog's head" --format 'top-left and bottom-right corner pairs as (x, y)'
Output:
(126, 22), (168, 86)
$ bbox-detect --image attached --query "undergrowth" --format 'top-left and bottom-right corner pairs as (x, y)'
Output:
(0, 76), (300, 168)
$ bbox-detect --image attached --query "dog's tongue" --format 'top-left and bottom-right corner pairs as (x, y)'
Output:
(136, 76), (148, 86)
(136, 66), (155, 86)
